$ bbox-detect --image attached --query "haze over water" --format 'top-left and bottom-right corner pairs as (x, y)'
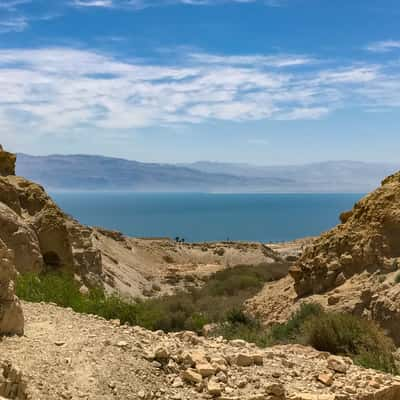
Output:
(52, 192), (363, 243)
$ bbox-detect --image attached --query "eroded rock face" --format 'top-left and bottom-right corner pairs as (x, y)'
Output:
(0, 146), (102, 287)
(247, 170), (400, 344)
(0, 239), (24, 335)
(0, 202), (43, 274)
(290, 171), (400, 297)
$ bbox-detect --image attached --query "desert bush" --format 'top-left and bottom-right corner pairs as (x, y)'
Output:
(214, 319), (272, 348)
(16, 272), (142, 325)
(212, 302), (397, 374)
(302, 311), (397, 373)
(269, 302), (323, 343)
(214, 248), (225, 256)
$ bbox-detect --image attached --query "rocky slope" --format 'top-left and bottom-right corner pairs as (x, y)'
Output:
(247, 171), (400, 344)
(2, 301), (400, 400)
(96, 233), (284, 297)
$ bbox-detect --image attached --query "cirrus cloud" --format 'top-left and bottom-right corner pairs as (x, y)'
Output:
(0, 47), (398, 137)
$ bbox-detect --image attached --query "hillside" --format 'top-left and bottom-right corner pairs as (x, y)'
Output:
(247, 169), (400, 344)
(184, 160), (400, 192)
(17, 154), (400, 192)
(16, 154), (291, 192)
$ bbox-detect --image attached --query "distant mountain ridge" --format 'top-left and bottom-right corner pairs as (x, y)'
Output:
(16, 154), (400, 193)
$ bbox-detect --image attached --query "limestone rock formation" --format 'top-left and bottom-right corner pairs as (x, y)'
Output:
(0, 146), (102, 287)
(0, 239), (24, 335)
(290, 171), (400, 297)
(247, 170), (400, 344)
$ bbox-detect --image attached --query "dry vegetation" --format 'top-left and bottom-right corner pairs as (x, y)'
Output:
(16, 264), (398, 374)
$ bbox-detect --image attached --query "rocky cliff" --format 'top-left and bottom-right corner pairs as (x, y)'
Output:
(290, 171), (400, 297)
(247, 170), (400, 344)
(0, 146), (102, 289)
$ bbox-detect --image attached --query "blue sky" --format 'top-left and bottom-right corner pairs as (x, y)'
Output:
(0, 0), (399, 164)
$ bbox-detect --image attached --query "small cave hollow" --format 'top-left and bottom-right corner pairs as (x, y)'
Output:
(43, 251), (62, 268)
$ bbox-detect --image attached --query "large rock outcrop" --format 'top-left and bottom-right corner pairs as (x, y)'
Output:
(0, 146), (102, 287)
(0, 239), (24, 335)
(247, 171), (400, 344)
(290, 171), (400, 297)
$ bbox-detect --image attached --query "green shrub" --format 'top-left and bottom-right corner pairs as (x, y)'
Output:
(214, 319), (272, 348)
(226, 309), (252, 325)
(269, 302), (323, 343)
(302, 311), (397, 374)
(212, 302), (397, 374)
(16, 272), (142, 326)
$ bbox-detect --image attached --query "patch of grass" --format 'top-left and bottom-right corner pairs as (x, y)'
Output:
(16, 272), (142, 324)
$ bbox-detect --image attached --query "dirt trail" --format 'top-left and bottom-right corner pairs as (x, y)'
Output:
(2, 302), (400, 400)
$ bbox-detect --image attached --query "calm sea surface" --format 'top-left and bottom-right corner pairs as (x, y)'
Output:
(51, 192), (363, 243)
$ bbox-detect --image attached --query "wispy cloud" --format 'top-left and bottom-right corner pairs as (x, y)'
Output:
(188, 53), (315, 68)
(366, 40), (400, 53)
(0, 0), (280, 33)
(0, 0), (61, 34)
(72, 0), (113, 7)
(71, 0), (277, 9)
(0, 16), (28, 33)
(0, 47), (398, 138)
(0, 0), (32, 11)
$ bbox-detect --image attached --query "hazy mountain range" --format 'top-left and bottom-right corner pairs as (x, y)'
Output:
(16, 154), (400, 193)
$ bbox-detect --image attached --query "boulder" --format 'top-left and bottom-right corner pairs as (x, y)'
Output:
(0, 239), (24, 335)
(0, 202), (43, 273)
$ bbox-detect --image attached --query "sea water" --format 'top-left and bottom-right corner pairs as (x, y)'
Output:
(51, 192), (363, 243)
